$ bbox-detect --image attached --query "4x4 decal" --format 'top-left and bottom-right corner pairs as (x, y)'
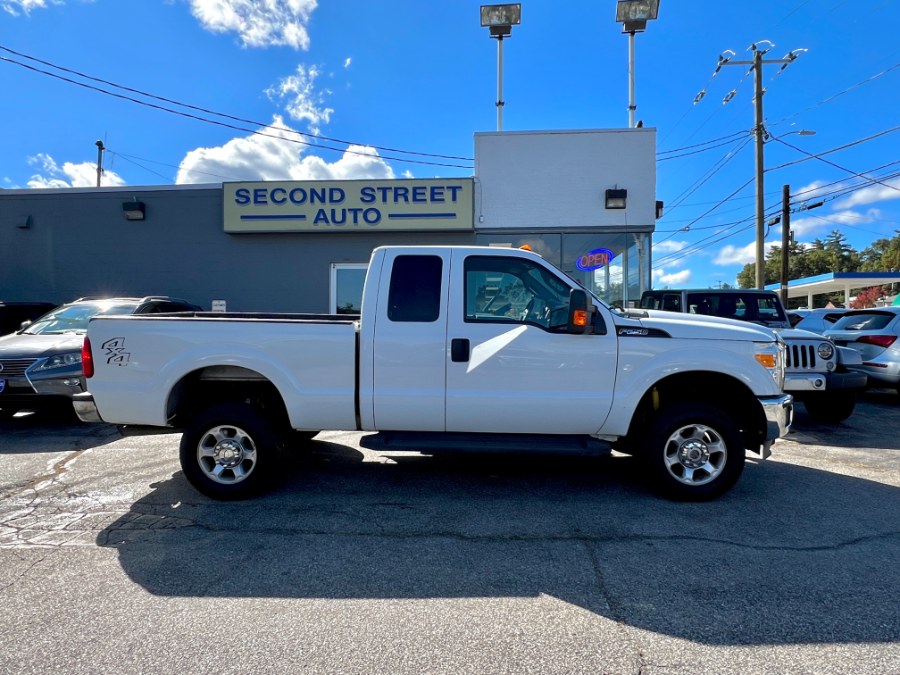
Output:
(102, 337), (131, 366)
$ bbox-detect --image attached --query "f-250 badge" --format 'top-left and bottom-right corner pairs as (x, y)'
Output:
(102, 337), (131, 366)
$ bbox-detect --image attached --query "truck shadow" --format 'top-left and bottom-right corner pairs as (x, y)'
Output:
(97, 437), (900, 647)
(788, 388), (900, 448)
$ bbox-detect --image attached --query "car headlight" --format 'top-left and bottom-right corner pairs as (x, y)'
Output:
(817, 342), (834, 360)
(31, 352), (83, 372)
(755, 342), (785, 389)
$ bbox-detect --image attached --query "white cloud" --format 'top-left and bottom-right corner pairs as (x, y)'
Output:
(265, 65), (333, 135)
(652, 239), (689, 254)
(1, 0), (61, 16)
(25, 152), (125, 188)
(791, 208), (881, 239)
(188, 0), (318, 50)
(714, 241), (762, 266)
(343, 57), (352, 69)
(832, 177), (900, 210)
(657, 269), (692, 286)
(176, 115), (395, 184)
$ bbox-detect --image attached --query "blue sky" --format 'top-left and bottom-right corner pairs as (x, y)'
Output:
(1, 0), (898, 289)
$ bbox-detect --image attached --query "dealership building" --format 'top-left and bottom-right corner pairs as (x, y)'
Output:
(0, 128), (657, 313)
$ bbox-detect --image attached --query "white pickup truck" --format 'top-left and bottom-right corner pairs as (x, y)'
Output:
(74, 246), (792, 501)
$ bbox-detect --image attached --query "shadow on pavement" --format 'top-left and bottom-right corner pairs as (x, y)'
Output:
(97, 437), (900, 646)
(0, 410), (121, 455)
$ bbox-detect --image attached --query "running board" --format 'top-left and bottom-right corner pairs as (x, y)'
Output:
(360, 431), (612, 457)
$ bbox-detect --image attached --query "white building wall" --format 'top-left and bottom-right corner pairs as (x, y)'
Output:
(474, 128), (656, 230)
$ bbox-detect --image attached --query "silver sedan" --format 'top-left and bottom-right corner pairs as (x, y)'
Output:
(825, 307), (900, 391)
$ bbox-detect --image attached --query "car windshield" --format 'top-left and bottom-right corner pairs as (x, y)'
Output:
(22, 302), (138, 335)
(829, 312), (895, 331)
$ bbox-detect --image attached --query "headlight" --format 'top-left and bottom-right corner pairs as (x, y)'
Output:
(817, 342), (834, 360)
(31, 352), (83, 372)
(755, 342), (785, 389)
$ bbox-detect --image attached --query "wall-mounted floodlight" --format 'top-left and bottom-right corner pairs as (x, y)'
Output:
(615, 0), (661, 128)
(606, 189), (628, 209)
(123, 201), (146, 221)
(481, 4), (521, 131)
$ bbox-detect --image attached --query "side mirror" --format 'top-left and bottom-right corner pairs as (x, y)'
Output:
(567, 289), (589, 334)
(18, 320), (32, 333)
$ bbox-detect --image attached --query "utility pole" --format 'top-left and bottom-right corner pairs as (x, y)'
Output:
(781, 184), (790, 307)
(753, 50), (766, 290)
(720, 44), (805, 289)
(95, 140), (105, 187)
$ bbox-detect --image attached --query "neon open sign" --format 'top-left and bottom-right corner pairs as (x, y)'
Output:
(576, 248), (616, 271)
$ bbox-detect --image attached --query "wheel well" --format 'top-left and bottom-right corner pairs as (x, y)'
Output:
(166, 366), (289, 430)
(626, 372), (767, 449)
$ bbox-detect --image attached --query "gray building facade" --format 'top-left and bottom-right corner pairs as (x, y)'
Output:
(1, 128), (657, 313)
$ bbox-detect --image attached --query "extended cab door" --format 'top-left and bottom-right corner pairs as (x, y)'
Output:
(444, 251), (617, 435)
(369, 250), (451, 431)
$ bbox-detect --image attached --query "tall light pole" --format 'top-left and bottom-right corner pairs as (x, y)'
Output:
(95, 139), (105, 187)
(615, 0), (660, 128)
(480, 4), (521, 132)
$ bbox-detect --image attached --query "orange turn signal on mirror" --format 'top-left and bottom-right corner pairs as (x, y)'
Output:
(754, 353), (776, 368)
(573, 310), (588, 327)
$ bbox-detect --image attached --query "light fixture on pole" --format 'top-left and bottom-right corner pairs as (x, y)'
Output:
(480, 3), (521, 132)
(615, 0), (660, 129)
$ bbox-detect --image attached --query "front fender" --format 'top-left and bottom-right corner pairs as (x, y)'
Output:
(601, 338), (781, 437)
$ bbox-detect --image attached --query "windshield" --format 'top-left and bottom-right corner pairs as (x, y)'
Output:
(23, 302), (138, 335)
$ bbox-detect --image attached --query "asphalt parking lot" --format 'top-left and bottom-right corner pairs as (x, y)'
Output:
(1, 393), (899, 675)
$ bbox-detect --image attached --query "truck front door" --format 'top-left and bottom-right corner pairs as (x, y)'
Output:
(444, 252), (617, 435)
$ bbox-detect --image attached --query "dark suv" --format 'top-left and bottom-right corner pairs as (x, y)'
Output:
(0, 296), (201, 419)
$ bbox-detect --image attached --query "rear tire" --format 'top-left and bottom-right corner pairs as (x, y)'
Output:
(639, 402), (745, 501)
(179, 402), (280, 500)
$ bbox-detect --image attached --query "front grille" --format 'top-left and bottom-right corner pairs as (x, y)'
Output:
(0, 358), (39, 377)
(785, 343), (817, 370)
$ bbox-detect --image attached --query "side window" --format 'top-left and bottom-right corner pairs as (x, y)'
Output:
(662, 294), (681, 312)
(465, 256), (571, 329)
(387, 255), (442, 323)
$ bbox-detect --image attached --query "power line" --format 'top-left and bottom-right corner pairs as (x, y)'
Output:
(0, 44), (474, 163)
(663, 137), (753, 212)
(657, 130), (748, 156)
(653, 158), (900, 267)
(769, 61), (900, 128)
(0, 48), (474, 170)
(771, 136), (900, 194)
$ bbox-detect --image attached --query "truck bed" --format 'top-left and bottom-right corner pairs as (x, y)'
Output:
(85, 313), (360, 429)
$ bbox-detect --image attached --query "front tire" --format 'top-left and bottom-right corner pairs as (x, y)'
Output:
(640, 402), (745, 501)
(179, 403), (280, 500)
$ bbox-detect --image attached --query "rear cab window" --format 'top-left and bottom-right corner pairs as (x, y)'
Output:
(387, 255), (443, 323)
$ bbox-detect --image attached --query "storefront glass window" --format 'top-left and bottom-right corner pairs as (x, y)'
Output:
(476, 231), (650, 308)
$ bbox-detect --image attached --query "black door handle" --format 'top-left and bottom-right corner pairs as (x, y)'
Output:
(451, 338), (470, 362)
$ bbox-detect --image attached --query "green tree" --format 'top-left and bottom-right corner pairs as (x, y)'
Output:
(822, 230), (860, 272)
(732, 229), (900, 296)
(860, 230), (900, 272)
